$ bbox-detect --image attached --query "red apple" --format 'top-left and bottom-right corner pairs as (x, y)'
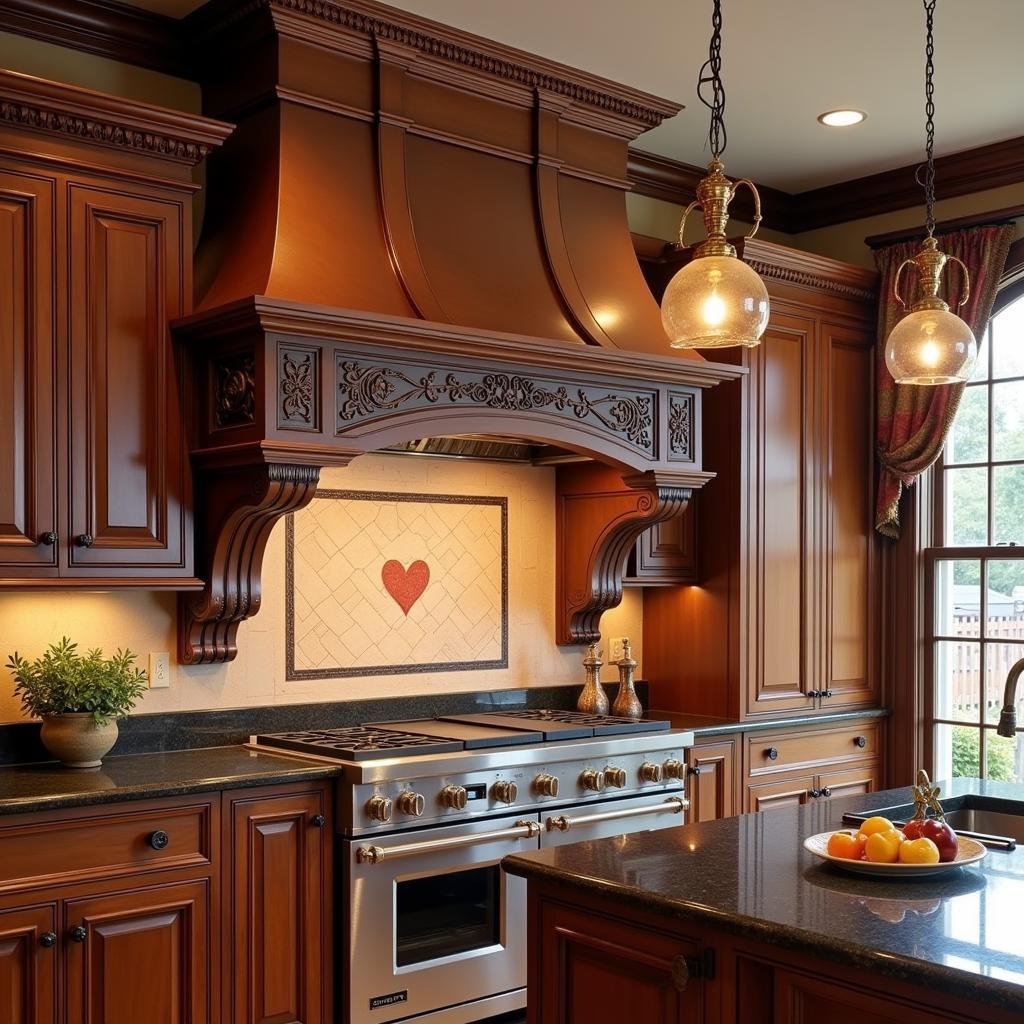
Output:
(903, 818), (958, 862)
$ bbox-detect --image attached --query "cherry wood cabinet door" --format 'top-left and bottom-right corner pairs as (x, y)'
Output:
(745, 775), (815, 814)
(817, 763), (880, 802)
(0, 904), (57, 1024)
(226, 786), (330, 1024)
(536, 900), (708, 1024)
(64, 879), (211, 1024)
(65, 184), (191, 577)
(746, 313), (816, 716)
(0, 170), (57, 574)
(685, 738), (738, 822)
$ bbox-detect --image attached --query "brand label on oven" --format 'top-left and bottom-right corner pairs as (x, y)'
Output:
(369, 990), (408, 1011)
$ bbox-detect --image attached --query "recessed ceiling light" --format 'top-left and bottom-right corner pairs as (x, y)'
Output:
(817, 109), (867, 128)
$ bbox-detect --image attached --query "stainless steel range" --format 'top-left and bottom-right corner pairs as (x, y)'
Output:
(251, 710), (694, 1024)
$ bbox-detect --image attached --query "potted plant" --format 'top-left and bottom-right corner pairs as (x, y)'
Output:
(6, 637), (147, 768)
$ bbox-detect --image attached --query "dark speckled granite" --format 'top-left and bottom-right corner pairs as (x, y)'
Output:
(647, 706), (890, 736)
(503, 778), (1024, 1013)
(0, 746), (342, 815)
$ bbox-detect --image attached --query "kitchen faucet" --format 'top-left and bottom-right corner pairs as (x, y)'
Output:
(997, 658), (1024, 738)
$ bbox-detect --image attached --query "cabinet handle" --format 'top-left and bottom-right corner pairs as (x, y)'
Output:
(809, 788), (821, 799)
(766, 746), (779, 761)
(854, 735), (867, 748)
(807, 689), (820, 699)
(148, 830), (170, 850)
(821, 787), (832, 798)
(823, 689), (833, 699)
(671, 951), (713, 991)
(74, 534), (94, 548)
(38, 531), (58, 546)
(69, 925), (87, 943)
(687, 765), (702, 776)
(671, 955), (692, 992)
(311, 814), (326, 828)
(39, 932), (57, 948)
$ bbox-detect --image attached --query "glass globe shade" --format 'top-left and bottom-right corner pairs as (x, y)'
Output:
(885, 307), (977, 385)
(661, 254), (769, 349)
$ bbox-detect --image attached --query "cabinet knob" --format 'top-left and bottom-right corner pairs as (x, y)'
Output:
(69, 925), (87, 943)
(809, 788), (821, 799)
(821, 786), (832, 798)
(807, 689), (820, 699)
(311, 814), (327, 828)
(766, 746), (779, 761)
(74, 534), (94, 548)
(148, 830), (170, 850)
(823, 689), (833, 699)
(38, 531), (58, 546)
(853, 735), (867, 748)
(687, 765), (702, 777)
(39, 931), (57, 948)
(671, 954), (708, 991)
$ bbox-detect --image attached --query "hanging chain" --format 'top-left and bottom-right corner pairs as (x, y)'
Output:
(697, 0), (727, 159)
(920, 0), (938, 236)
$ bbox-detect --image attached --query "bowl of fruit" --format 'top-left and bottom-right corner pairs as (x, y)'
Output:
(803, 771), (987, 879)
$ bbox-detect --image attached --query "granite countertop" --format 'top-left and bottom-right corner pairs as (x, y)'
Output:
(503, 778), (1024, 1013)
(0, 746), (342, 815)
(647, 706), (890, 736)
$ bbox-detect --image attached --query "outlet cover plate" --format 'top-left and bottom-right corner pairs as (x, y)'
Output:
(148, 652), (171, 689)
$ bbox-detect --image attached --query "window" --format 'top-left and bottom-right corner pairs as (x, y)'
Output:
(928, 287), (1024, 783)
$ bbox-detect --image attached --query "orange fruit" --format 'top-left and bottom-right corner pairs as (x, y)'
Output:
(898, 837), (940, 865)
(857, 816), (897, 838)
(864, 828), (904, 863)
(827, 830), (867, 860)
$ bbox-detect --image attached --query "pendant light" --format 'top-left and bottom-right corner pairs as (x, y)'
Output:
(884, 0), (976, 385)
(661, 0), (769, 350)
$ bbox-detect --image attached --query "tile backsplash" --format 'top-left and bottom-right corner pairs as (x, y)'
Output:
(0, 454), (642, 724)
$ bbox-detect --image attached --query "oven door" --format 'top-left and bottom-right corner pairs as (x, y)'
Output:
(541, 792), (688, 848)
(344, 811), (541, 1024)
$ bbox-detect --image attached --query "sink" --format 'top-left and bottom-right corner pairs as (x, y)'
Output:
(844, 794), (1023, 849)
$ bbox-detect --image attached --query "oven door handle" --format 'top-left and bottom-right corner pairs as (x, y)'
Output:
(546, 796), (688, 833)
(356, 819), (541, 864)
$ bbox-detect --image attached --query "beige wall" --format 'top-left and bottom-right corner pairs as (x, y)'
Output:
(0, 455), (642, 724)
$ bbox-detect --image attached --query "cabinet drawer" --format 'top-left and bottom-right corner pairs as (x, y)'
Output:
(0, 800), (213, 894)
(747, 722), (878, 776)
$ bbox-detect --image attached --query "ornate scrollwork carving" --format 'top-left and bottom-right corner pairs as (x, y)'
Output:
(280, 350), (315, 425)
(338, 361), (654, 451)
(668, 394), (694, 461)
(214, 354), (256, 429)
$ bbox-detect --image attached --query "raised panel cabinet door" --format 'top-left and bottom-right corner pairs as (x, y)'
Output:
(0, 171), (57, 573)
(64, 879), (211, 1024)
(65, 185), (191, 575)
(747, 314), (816, 715)
(745, 775), (815, 814)
(817, 763), (881, 802)
(537, 900), (708, 1024)
(627, 503), (698, 585)
(0, 904), (57, 1024)
(685, 739), (737, 822)
(821, 322), (878, 709)
(227, 788), (330, 1024)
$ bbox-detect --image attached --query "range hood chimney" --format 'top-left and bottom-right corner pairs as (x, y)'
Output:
(176, 0), (743, 664)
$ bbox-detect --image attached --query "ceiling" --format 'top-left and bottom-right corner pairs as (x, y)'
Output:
(124, 0), (1024, 192)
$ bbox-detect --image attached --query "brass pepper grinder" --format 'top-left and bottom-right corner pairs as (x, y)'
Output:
(612, 638), (642, 720)
(577, 643), (609, 715)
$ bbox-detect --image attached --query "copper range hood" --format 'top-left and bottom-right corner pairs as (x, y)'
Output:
(174, 0), (743, 663)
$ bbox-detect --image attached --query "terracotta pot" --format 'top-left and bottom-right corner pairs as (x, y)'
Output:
(40, 713), (119, 768)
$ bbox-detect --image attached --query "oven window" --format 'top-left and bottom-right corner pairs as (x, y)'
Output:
(395, 865), (500, 967)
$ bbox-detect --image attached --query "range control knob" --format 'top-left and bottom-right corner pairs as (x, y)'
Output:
(534, 773), (560, 797)
(396, 791), (426, 817)
(491, 780), (519, 805)
(580, 769), (606, 793)
(440, 784), (468, 810)
(366, 795), (393, 823)
(663, 759), (685, 780)
(604, 767), (627, 789)
(640, 762), (665, 783)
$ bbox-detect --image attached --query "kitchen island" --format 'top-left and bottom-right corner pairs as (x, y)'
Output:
(503, 779), (1024, 1023)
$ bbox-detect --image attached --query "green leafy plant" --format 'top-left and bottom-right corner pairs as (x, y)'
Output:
(6, 637), (147, 726)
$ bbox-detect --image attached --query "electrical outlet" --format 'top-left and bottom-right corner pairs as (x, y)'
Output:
(609, 637), (626, 664)
(148, 652), (171, 689)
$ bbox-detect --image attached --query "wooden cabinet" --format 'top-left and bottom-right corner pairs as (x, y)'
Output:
(0, 70), (229, 585)
(64, 880), (211, 1024)
(640, 239), (880, 722)
(0, 779), (331, 1024)
(685, 736), (738, 823)
(625, 503), (698, 586)
(225, 786), (331, 1024)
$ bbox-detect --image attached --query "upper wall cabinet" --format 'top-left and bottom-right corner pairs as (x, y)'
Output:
(0, 71), (230, 586)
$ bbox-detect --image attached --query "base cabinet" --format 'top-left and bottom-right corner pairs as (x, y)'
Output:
(685, 737), (738, 823)
(0, 904), (57, 1024)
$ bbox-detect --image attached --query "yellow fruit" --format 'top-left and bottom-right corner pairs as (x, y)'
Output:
(827, 830), (867, 860)
(864, 828), (904, 863)
(898, 837), (940, 865)
(857, 816), (897, 838)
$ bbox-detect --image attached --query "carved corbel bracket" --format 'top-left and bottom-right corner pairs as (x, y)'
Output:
(556, 465), (707, 645)
(178, 461), (322, 664)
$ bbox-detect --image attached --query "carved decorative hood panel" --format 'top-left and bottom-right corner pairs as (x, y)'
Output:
(175, 0), (743, 663)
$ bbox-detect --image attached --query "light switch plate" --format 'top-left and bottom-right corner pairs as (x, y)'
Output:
(609, 637), (626, 664)
(148, 652), (171, 689)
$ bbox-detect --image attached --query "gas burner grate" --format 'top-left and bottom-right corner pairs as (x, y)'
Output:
(485, 709), (670, 735)
(255, 726), (464, 761)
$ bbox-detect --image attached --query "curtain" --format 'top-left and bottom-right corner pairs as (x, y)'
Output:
(874, 224), (1014, 539)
